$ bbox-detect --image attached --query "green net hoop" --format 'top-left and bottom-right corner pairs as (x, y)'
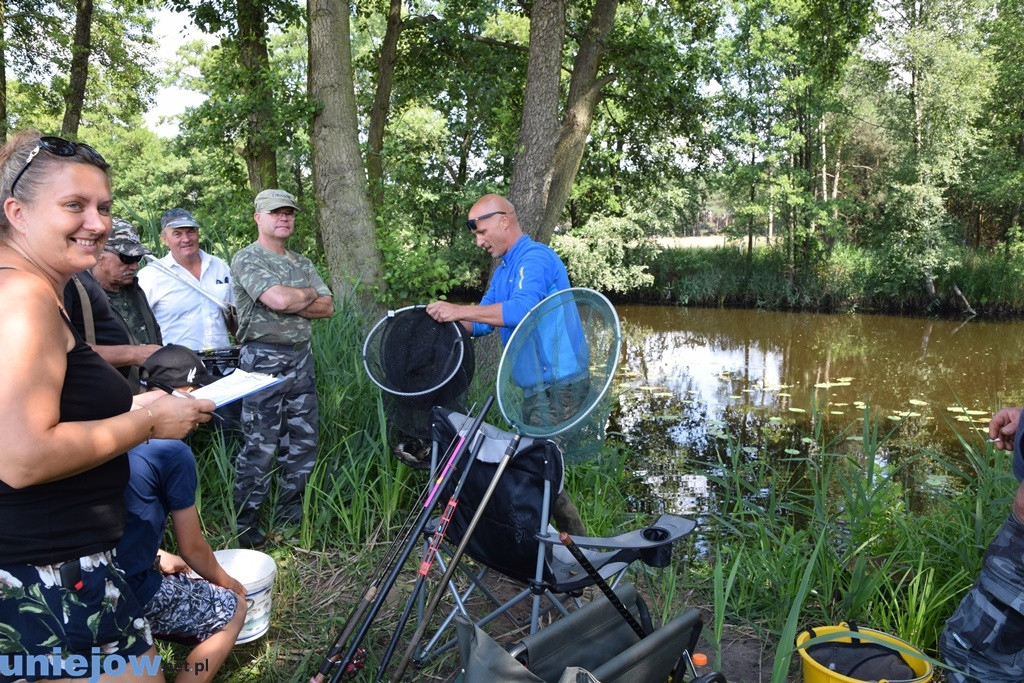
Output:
(496, 288), (621, 464)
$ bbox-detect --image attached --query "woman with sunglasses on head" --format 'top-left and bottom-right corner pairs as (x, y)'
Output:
(0, 130), (215, 682)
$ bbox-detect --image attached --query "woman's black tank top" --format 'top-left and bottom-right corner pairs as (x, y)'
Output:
(0, 269), (134, 565)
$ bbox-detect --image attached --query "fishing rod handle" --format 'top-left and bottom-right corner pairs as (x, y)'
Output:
(419, 499), (456, 576)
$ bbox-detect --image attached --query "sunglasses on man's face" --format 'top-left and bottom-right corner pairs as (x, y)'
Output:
(116, 253), (143, 265)
(465, 211), (507, 232)
(10, 136), (107, 197)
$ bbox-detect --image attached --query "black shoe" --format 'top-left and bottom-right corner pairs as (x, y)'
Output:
(238, 526), (266, 549)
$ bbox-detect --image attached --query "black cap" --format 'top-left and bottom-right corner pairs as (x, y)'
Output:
(141, 344), (216, 389)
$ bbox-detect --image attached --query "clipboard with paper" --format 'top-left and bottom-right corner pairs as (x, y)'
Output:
(190, 369), (282, 407)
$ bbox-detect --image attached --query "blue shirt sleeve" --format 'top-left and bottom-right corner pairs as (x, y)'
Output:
(499, 250), (559, 328)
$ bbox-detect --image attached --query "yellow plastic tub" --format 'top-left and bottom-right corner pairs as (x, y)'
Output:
(796, 623), (932, 683)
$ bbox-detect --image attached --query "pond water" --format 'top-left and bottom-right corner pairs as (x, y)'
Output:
(609, 305), (1024, 516)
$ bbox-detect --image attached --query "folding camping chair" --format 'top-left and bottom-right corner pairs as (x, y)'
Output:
(455, 583), (721, 683)
(412, 407), (697, 665)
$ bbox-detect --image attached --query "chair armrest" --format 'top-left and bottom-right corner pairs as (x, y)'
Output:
(535, 514), (696, 551)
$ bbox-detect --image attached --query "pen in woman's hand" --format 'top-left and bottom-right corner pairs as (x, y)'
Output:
(144, 378), (224, 421)
(144, 377), (191, 399)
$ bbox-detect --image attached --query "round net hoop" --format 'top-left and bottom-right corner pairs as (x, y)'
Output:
(362, 305), (472, 401)
(496, 288), (621, 455)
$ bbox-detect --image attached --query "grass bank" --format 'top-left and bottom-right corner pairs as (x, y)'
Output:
(630, 243), (1024, 318)
(168, 308), (1005, 681)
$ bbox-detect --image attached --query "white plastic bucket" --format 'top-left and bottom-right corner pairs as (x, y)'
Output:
(213, 548), (276, 644)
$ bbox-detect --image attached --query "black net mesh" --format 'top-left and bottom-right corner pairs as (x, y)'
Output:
(363, 306), (475, 441)
(496, 288), (621, 464)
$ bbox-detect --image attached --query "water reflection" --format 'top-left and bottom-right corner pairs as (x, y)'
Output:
(611, 306), (1024, 516)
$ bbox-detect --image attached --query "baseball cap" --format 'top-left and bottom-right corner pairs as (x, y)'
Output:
(160, 208), (200, 230)
(141, 344), (216, 390)
(106, 219), (151, 258)
(254, 189), (299, 213)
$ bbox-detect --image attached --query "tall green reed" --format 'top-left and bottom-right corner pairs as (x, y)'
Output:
(681, 399), (1017, 675)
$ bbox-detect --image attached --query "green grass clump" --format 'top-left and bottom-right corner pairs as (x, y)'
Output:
(673, 404), (1013, 681)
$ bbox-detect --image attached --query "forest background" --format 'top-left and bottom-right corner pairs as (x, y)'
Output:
(8, 0), (1024, 317)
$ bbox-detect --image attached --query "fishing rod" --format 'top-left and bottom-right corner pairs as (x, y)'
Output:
(311, 411), (476, 683)
(142, 254), (235, 315)
(559, 532), (648, 639)
(390, 432), (521, 682)
(309, 414), (473, 683)
(311, 397), (494, 683)
(370, 429), (489, 681)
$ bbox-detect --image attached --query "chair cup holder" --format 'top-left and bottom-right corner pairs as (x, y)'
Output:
(640, 526), (672, 567)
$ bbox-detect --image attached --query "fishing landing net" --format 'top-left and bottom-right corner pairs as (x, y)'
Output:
(363, 306), (475, 463)
(496, 287), (621, 464)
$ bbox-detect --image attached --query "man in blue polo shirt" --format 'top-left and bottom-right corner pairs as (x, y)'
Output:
(425, 194), (586, 535)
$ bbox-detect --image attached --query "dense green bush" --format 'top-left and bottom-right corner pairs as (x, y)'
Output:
(637, 242), (1024, 316)
(553, 214), (660, 293)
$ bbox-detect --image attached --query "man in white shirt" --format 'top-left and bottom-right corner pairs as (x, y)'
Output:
(138, 208), (236, 352)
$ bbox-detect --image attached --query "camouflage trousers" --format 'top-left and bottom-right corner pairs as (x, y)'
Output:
(235, 341), (319, 530)
(940, 512), (1024, 681)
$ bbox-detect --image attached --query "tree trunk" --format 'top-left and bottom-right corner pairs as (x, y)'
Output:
(237, 0), (278, 191)
(367, 0), (403, 211)
(537, 0), (618, 244)
(950, 281), (977, 316)
(308, 0), (383, 312)
(61, 0), (93, 137)
(508, 0), (565, 237)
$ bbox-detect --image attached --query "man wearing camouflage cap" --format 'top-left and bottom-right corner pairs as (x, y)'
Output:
(86, 219), (163, 392)
(138, 208), (236, 351)
(230, 189), (334, 548)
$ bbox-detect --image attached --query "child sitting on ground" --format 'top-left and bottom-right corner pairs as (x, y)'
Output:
(116, 344), (247, 683)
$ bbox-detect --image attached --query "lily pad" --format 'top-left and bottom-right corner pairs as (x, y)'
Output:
(909, 399), (928, 406)
(784, 448), (801, 455)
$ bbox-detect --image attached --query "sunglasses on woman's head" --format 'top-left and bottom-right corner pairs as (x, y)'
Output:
(9, 136), (108, 197)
